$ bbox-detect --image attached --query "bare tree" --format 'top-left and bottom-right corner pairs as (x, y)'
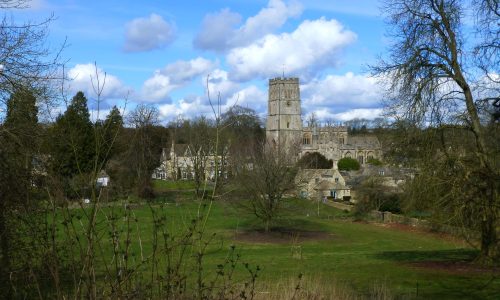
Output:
(372, 0), (500, 261)
(187, 116), (213, 197)
(234, 143), (297, 232)
(126, 104), (160, 198)
(0, 8), (64, 123)
(306, 112), (318, 128)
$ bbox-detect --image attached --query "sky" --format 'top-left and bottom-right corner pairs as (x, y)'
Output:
(12, 0), (387, 124)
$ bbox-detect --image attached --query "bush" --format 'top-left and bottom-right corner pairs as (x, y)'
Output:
(367, 158), (383, 166)
(298, 152), (333, 169)
(337, 157), (360, 171)
(379, 194), (402, 213)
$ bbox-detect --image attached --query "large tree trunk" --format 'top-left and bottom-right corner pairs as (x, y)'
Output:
(480, 216), (498, 260)
(456, 68), (499, 262)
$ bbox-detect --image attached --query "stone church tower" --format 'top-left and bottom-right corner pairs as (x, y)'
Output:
(266, 77), (302, 152)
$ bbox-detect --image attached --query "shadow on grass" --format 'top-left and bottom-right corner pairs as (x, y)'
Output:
(374, 248), (478, 262)
(239, 216), (331, 233)
(375, 249), (500, 299)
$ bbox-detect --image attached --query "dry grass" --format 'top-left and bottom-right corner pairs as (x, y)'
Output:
(252, 275), (395, 300)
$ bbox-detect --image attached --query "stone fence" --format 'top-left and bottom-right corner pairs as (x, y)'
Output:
(325, 201), (471, 237)
(369, 210), (470, 237)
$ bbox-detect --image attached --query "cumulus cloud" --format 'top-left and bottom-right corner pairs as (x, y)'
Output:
(206, 69), (240, 100)
(141, 73), (176, 103)
(124, 14), (176, 52)
(66, 63), (130, 100)
(332, 108), (384, 121)
(141, 57), (216, 102)
(166, 57), (216, 85)
(227, 18), (357, 81)
(225, 85), (267, 111)
(194, 0), (302, 52)
(301, 72), (382, 109)
(157, 85), (267, 122)
(295, 72), (385, 122)
(158, 96), (213, 120)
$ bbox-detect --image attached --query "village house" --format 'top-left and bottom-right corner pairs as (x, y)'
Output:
(152, 141), (227, 181)
(295, 168), (351, 201)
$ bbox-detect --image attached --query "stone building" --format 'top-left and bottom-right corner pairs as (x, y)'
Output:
(266, 77), (382, 166)
(152, 141), (227, 181)
(295, 169), (351, 200)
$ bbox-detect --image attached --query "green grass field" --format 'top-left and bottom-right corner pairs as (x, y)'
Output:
(65, 180), (499, 299)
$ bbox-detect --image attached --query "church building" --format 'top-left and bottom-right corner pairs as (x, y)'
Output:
(265, 77), (382, 167)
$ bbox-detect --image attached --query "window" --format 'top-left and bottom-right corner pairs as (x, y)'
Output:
(378, 170), (385, 176)
(335, 177), (339, 183)
(286, 122), (290, 128)
(303, 134), (311, 145)
(286, 100), (291, 106)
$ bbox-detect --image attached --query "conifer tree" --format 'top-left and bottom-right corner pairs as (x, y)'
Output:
(0, 88), (39, 297)
(50, 91), (95, 178)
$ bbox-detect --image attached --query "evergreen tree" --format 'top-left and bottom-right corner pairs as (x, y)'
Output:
(96, 105), (124, 166)
(50, 91), (95, 178)
(0, 88), (39, 296)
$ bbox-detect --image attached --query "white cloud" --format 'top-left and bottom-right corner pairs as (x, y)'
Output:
(224, 85), (267, 113)
(124, 14), (176, 52)
(303, 108), (383, 122)
(298, 72), (384, 122)
(232, 0), (302, 46)
(157, 85), (267, 122)
(194, 0), (302, 52)
(66, 63), (130, 100)
(141, 57), (216, 102)
(158, 96), (213, 121)
(227, 18), (357, 81)
(166, 57), (216, 85)
(332, 108), (384, 121)
(301, 72), (382, 108)
(141, 72), (177, 103)
(206, 69), (240, 100)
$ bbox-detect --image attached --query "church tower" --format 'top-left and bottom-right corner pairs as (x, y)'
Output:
(266, 77), (302, 151)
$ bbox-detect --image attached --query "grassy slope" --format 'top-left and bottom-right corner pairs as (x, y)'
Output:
(68, 181), (499, 299)
(195, 200), (496, 299)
